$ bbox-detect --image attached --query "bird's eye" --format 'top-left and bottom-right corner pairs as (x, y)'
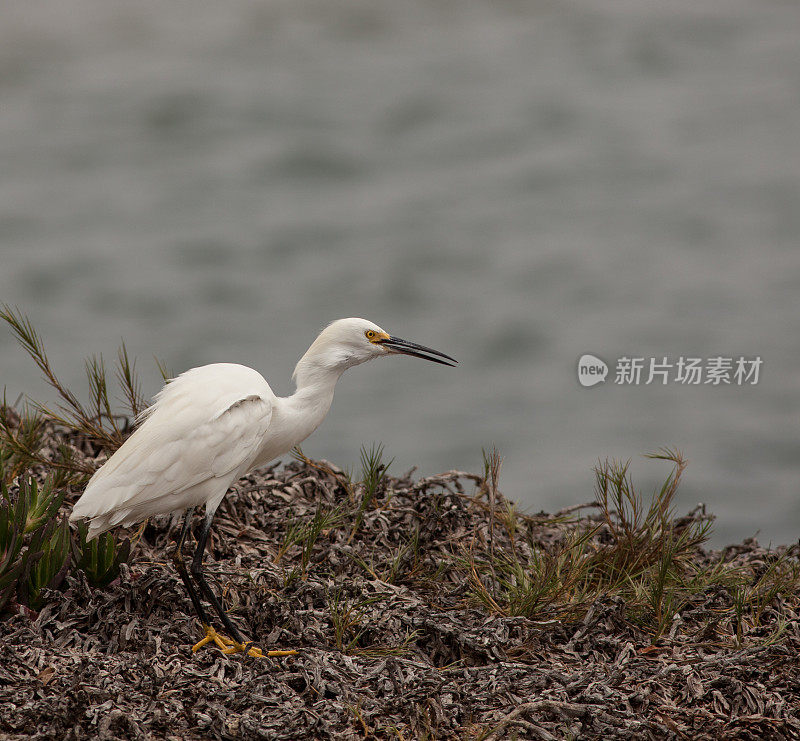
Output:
(365, 330), (376, 340)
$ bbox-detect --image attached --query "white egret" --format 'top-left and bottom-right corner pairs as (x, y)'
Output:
(70, 318), (457, 657)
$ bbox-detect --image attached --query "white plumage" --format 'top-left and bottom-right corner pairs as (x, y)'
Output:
(70, 318), (457, 538)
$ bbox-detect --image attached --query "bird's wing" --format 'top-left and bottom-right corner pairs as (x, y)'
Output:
(71, 364), (273, 530)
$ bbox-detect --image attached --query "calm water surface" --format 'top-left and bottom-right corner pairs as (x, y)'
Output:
(1, 0), (799, 545)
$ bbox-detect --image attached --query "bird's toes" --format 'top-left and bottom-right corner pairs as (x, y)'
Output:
(191, 624), (298, 658)
(231, 640), (298, 658)
(191, 624), (236, 653)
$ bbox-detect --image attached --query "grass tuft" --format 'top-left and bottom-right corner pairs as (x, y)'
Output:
(0, 311), (143, 613)
(275, 503), (346, 575)
(459, 448), (797, 645)
(348, 443), (393, 543)
(0, 305), (161, 467)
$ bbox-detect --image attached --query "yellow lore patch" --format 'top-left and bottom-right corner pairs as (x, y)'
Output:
(367, 330), (390, 343)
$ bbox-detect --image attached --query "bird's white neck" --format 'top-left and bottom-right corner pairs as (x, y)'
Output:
(256, 365), (341, 463)
(255, 332), (373, 466)
(287, 365), (342, 427)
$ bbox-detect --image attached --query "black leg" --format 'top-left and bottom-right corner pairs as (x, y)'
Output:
(177, 508), (295, 658)
(171, 508), (212, 627)
(190, 513), (247, 646)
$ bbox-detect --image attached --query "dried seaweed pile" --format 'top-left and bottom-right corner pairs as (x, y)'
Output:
(1, 441), (800, 740)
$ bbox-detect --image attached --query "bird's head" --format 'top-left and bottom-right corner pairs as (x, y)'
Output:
(293, 317), (457, 387)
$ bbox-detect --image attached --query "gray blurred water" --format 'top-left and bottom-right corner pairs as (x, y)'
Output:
(1, 0), (798, 546)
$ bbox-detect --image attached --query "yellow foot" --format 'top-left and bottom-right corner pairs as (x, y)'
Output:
(191, 625), (298, 658)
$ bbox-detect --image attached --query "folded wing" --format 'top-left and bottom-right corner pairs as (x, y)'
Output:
(70, 363), (273, 538)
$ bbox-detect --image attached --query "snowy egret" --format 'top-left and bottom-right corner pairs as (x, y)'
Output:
(70, 318), (456, 657)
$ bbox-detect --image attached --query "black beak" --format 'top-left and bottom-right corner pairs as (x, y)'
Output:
(378, 336), (458, 367)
